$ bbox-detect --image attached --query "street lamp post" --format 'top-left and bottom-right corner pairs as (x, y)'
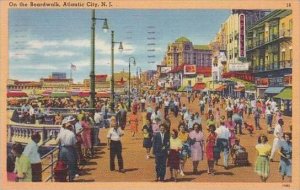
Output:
(90, 10), (109, 113)
(128, 56), (136, 111)
(136, 66), (141, 95)
(111, 30), (123, 112)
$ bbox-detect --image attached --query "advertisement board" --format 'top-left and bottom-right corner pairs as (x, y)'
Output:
(228, 62), (249, 71)
(183, 65), (196, 75)
(160, 66), (172, 74)
(239, 13), (246, 57)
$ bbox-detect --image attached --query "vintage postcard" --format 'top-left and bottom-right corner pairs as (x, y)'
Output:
(0, 0), (299, 190)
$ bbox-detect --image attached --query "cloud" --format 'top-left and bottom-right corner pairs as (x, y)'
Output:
(9, 49), (35, 60)
(42, 51), (75, 57)
(10, 63), (58, 70)
(71, 58), (128, 69)
(27, 40), (59, 49)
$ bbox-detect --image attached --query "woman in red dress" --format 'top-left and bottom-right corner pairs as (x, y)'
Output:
(206, 124), (217, 175)
(81, 115), (92, 158)
(129, 111), (139, 137)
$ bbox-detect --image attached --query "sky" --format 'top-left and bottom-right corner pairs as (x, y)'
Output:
(9, 9), (230, 83)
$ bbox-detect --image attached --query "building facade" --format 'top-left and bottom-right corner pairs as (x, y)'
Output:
(164, 37), (212, 68)
(246, 9), (292, 98)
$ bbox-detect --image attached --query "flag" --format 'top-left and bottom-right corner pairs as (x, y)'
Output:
(71, 64), (76, 71)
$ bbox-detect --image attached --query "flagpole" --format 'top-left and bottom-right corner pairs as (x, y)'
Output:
(70, 64), (73, 80)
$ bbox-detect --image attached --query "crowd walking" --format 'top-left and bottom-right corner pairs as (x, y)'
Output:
(7, 90), (292, 183)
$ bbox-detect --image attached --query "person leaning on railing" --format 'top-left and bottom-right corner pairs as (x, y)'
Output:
(23, 132), (42, 182)
(56, 116), (78, 182)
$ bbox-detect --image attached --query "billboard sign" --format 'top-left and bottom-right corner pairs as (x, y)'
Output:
(160, 66), (171, 74)
(239, 14), (246, 57)
(228, 63), (249, 71)
(184, 65), (196, 75)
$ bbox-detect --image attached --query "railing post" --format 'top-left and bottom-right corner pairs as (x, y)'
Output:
(51, 152), (54, 182)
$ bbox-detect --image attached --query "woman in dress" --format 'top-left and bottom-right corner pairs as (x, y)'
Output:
(81, 115), (92, 158)
(168, 129), (182, 182)
(206, 114), (216, 130)
(225, 116), (236, 148)
(129, 111), (139, 137)
(255, 134), (272, 182)
(178, 123), (189, 176)
(278, 133), (292, 182)
(189, 123), (205, 174)
(142, 119), (153, 159)
(206, 124), (217, 175)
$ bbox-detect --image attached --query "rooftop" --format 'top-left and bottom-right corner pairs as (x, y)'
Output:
(175, 36), (191, 43)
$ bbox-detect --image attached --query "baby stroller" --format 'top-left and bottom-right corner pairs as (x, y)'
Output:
(231, 139), (249, 166)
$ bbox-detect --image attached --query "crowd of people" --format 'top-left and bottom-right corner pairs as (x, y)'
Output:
(7, 90), (292, 183)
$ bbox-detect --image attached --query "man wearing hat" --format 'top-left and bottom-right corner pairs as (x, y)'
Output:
(57, 116), (78, 181)
(23, 132), (42, 182)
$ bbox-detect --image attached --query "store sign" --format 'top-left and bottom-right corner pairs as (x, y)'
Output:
(269, 77), (284, 87)
(160, 66), (171, 74)
(184, 65), (197, 75)
(228, 63), (249, 71)
(256, 78), (269, 87)
(239, 14), (246, 57)
(284, 75), (292, 86)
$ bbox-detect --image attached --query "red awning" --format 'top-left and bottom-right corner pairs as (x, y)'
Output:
(168, 64), (185, 73)
(7, 91), (28, 98)
(193, 83), (206, 91)
(196, 66), (212, 77)
(78, 91), (90, 97)
(215, 85), (226, 92)
(96, 92), (110, 98)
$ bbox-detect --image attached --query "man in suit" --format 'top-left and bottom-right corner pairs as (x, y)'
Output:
(152, 124), (170, 182)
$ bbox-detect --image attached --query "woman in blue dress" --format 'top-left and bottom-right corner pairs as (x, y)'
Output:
(278, 133), (292, 182)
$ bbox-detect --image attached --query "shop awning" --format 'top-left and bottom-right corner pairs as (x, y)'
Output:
(50, 92), (70, 98)
(78, 91), (90, 97)
(215, 85), (226, 92)
(96, 92), (110, 98)
(234, 86), (245, 92)
(264, 87), (285, 94)
(274, 88), (292, 100)
(193, 83), (206, 91)
(7, 91), (28, 98)
(177, 86), (187, 92)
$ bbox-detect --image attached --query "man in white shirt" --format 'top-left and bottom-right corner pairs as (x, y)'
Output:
(215, 119), (231, 169)
(270, 119), (284, 161)
(225, 103), (233, 119)
(107, 116), (125, 173)
(23, 132), (42, 182)
(93, 110), (102, 146)
(141, 98), (146, 112)
(57, 116), (78, 181)
(164, 98), (170, 119)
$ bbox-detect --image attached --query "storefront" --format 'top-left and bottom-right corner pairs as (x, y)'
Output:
(274, 87), (292, 116)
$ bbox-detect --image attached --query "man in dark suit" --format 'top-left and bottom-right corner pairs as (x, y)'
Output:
(152, 124), (170, 182)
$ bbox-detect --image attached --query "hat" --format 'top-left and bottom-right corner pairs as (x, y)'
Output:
(62, 116), (76, 125)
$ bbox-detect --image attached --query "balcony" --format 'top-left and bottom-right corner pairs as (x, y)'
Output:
(280, 60), (292, 69)
(253, 61), (292, 72)
(247, 32), (291, 52)
(280, 30), (292, 38)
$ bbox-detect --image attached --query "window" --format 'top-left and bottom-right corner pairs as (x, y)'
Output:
(281, 51), (286, 61)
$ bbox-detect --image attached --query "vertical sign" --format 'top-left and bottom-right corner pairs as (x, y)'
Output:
(239, 14), (245, 57)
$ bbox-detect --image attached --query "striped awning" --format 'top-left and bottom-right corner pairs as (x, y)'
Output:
(264, 87), (285, 94)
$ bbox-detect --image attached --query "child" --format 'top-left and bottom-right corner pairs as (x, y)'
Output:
(244, 122), (254, 136)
